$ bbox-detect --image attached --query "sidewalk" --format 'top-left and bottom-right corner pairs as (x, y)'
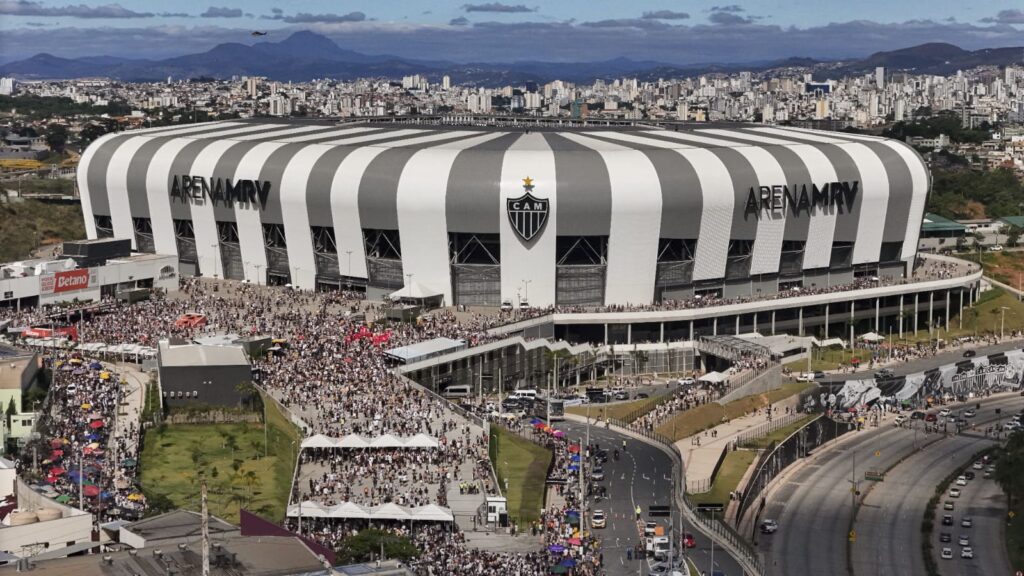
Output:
(675, 394), (803, 492)
(109, 362), (146, 482)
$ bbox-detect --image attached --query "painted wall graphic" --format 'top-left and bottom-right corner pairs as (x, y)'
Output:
(835, 349), (1024, 409)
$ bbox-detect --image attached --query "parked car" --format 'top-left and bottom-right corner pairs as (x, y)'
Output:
(961, 547), (974, 559)
(961, 517), (973, 527)
(939, 408), (952, 417)
(949, 488), (961, 498)
(894, 415), (907, 426)
(925, 413), (938, 423)
(964, 409), (977, 418)
(956, 475), (967, 486)
(972, 461), (984, 470)
(760, 519), (779, 534)
(964, 471), (975, 480)
(963, 350), (977, 358)
(958, 535), (969, 546)
(942, 514), (954, 526)
(939, 532), (952, 543)
(990, 244), (1003, 252)
(592, 510), (606, 529)
(911, 411), (926, 420)
(941, 547), (953, 559)
(943, 501), (955, 511)
(591, 467), (605, 481)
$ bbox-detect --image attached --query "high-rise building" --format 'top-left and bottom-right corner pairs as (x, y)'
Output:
(247, 77), (259, 99)
(0, 77), (13, 96)
(442, 75), (450, 90)
(875, 67), (885, 89)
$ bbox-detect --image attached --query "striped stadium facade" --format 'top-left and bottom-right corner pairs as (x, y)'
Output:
(78, 119), (930, 307)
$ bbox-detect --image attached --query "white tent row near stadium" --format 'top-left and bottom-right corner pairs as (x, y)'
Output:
(299, 432), (440, 450)
(286, 501), (454, 522)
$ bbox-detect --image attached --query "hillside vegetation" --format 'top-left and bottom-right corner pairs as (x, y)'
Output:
(0, 199), (85, 261)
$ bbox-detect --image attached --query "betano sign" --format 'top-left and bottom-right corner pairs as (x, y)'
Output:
(170, 175), (271, 209)
(745, 180), (859, 217)
(40, 269), (95, 295)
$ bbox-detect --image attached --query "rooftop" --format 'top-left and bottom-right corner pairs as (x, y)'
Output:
(158, 341), (249, 368)
(0, 355), (33, 390)
(122, 509), (237, 542)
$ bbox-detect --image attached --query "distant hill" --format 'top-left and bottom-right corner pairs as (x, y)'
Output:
(2, 32), (1022, 85)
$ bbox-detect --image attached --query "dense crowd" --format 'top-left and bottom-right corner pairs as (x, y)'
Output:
(26, 355), (145, 523)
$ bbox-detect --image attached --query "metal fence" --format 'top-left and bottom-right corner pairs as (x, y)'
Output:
(735, 415), (855, 526)
(734, 412), (807, 447)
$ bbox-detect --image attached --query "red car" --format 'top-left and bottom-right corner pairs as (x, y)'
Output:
(682, 533), (696, 548)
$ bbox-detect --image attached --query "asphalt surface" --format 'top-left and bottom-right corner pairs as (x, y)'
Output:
(761, 393), (1024, 576)
(853, 432), (995, 576)
(932, 461), (1013, 576)
(559, 420), (743, 576)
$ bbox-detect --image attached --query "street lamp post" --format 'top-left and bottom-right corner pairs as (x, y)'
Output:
(522, 279), (531, 305)
(210, 243), (219, 278)
(345, 250), (353, 290)
(1001, 306), (1009, 340)
(406, 273), (414, 299)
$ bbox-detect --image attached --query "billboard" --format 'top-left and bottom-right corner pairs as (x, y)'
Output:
(40, 269), (96, 295)
(835, 348), (1024, 409)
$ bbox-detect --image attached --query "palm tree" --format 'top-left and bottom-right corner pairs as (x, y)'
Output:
(235, 380), (256, 410)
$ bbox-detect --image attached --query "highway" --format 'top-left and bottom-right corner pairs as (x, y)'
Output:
(818, 339), (1024, 385)
(930, 460), (1013, 576)
(560, 419), (743, 576)
(852, 433), (994, 576)
(760, 393), (1024, 576)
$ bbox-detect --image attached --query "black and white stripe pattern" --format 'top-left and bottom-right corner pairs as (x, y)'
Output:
(79, 119), (929, 306)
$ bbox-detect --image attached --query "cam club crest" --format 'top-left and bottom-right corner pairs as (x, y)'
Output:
(507, 176), (549, 242)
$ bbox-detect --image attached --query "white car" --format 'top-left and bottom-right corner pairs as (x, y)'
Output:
(956, 476), (967, 486)
(760, 519), (779, 534)
(939, 408), (951, 417)
(796, 372), (816, 382)
(990, 245), (1004, 252)
(958, 535), (969, 546)
(961, 517), (973, 527)
(961, 547), (974, 559)
(949, 488), (961, 498)
(592, 510), (606, 529)
(644, 521), (658, 537)
(894, 415), (907, 426)
(972, 461), (984, 470)
(941, 547), (953, 559)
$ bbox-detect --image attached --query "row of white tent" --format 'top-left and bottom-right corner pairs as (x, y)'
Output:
(286, 501), (454, 522)
(21, 337), (158, 358)
(300, 432), (440, 450)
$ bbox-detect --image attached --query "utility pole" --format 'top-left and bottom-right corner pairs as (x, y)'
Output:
(201, 480), (210, 576)
(1001, 306), (1009, 340)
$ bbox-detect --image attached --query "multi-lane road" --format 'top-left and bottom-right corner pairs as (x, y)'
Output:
(930, 462), (1013, 576)
(761, 393), (1024, 576)
(560, 419), (742, 576)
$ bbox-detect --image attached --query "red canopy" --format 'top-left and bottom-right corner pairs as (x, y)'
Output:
(49, 467), (66, 476)
(89, 420), (104, 429)
(83, 485), (100, 497)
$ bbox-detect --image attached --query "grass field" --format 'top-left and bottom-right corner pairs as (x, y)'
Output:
(654, 382), (814, 442)
(490, 426), (552, 525)
(139, 394), (300, 524)
(784, 346), (876, 373)
(738, 414), (818, 449)
(565, 393), (671, 423)
(687, 449), (756, 505)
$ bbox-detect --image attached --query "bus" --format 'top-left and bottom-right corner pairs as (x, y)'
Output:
(547, 399), (565, 422)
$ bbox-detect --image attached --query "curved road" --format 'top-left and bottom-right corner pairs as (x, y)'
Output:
(560, 419), (743, 576)
(761, 393), (1024, 576)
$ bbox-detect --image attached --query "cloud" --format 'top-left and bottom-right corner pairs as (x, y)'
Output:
(24, 20), (47, 26)
(449, 16), (470, 26)
(158, 12), (190, 17)
(0, 0), (154, 18)
(580, 18), (670, 29)
(281, 12), (366, 23)
(462, 3), (535, 13)
(642, 10), (689, 20)
(260, 10), (366, 23)
(980, 10), (1024, 24)
(708, 5), (759, 25)
(711, 5), (745, 13)
(201, 6), (242, 18)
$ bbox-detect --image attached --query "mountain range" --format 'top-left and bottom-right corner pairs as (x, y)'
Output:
(1, 31), (1022, 86)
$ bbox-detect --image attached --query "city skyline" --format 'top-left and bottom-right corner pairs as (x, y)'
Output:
(2, 0), (1024, 64)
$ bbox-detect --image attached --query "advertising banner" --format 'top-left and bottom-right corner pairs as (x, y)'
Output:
(40, 269), (97, 295)
(835, 348), (1024, 409)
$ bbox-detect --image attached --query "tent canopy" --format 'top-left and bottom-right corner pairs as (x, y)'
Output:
(337, 434), (370, 449)
(860, 332), (885, 343)
(370, 434), (405, 448)
(404, 433), (440, 448)
(698, 371), (727, 384)
(389, 281), (442, 300)
(300, 434), (338, 449)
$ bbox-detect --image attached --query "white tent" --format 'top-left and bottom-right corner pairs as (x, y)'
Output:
(860, 332), (885, 343)
(286, 501), (332, 518)
(370, 503), (412, 520)
(370, 434), (406, 448)
(404, 433), (440, 449)
(337, 434), (371, 449)
(301, 434), (339, 449)
(330, 502), (370, 519)
(411, 504), (454, 522)
(698, 371), (727, 384)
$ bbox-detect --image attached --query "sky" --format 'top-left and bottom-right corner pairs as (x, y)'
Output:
(2, 0), (1024, 64)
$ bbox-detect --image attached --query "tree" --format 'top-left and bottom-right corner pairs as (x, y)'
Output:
(235, 380), (255, 410)
(996, 434), (1024, 509)
(5, 396), (16, 429)
(44, 125), (68, 151)
(335, 529), (419, 565)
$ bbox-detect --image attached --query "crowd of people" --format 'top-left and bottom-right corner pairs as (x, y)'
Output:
(25, 354), (146, 523)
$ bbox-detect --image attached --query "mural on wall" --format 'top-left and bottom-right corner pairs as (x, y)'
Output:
(835, 349), (1024, 409)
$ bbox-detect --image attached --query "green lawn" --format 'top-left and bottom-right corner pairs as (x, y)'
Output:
(655, 382), (813, 442)
(139, 395), (299, 524)
(489, 426), (552, 525)
(565, 393), (670, 423)
(0, 199), (84, 261)
(738, 414), (818, 449)
(687, 449), (756, 505)
(784, 346), (875, 373)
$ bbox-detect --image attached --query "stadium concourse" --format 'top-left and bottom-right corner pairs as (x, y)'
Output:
(0, 278), (605, 575)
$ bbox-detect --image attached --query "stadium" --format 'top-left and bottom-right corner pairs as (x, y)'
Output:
(78, 117), (934, 311)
